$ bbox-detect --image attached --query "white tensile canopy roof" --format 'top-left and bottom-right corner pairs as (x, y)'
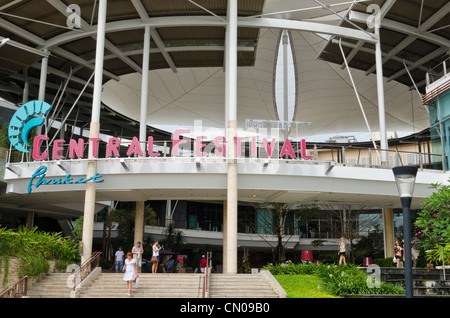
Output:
(0, 0), (447, 141)
(97, 0), (439, 141)
(102, 29), (428, 140)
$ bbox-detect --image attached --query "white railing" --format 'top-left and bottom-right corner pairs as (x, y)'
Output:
(426, 57), (449, 88)
(201, 252), (212, 298)
(5, 140), (443, 172)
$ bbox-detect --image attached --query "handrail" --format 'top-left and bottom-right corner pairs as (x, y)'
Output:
(426, 56), (449, 87)
(72, 252), (102, 291)
(201, 252), (212, 298)
(0, 275), (29, 298)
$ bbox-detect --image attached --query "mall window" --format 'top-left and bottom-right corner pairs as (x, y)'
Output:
(294, 207), (382, 239)
(429, 93), (450, 171)
(426, 59), (450, 171)
(186, 201), (222, 232)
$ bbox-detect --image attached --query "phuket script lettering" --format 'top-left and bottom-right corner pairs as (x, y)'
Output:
(28, 165), (104, 194)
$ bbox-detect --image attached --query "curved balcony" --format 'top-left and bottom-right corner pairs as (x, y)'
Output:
(3, 141), (447, 214)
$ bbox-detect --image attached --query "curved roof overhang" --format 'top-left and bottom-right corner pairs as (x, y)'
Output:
(0, 0), (448, 140)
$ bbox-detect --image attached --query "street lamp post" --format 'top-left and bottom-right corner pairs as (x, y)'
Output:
(392, 166), (418, 298)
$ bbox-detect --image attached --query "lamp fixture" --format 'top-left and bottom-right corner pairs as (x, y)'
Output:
(392, 165), (418, 298)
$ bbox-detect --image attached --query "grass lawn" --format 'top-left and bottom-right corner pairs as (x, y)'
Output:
(275, 274), (341, 298)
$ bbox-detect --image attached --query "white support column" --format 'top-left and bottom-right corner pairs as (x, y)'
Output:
(134, 201), (145, 273)
(165, 200), (172, 225)
(224, 0), (238, 274)
(81, 0), (107, 263)
(134, 201), (145, 247)
(139, 25), (151, 155)
(22, 67), (29, 104)
(375, 25), (389, 165)
(283, 30), (289, 140)
(382, 208), (395, 258)
(223, 200), (227, 269)
(38, 50), (48, 102)
(36, 50), (48, 135)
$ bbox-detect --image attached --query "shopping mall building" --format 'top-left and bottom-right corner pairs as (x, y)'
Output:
(0, 0), (449, 273)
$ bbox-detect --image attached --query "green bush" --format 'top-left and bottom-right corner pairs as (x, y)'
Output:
(0, 226), (78, 262)
(415, 181), (450, 264)
(426, 243), (450, 266)
(0, 226), (79, 281)
(19, 254), (50, 277)
(317, 253), (339, 264)
(373, 257), (395, 267)
(263, 263), (404, 296)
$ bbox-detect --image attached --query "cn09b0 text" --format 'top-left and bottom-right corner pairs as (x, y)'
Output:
(224, 302), (270, 313)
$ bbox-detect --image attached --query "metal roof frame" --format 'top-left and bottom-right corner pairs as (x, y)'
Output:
(0, 0), (448, 140)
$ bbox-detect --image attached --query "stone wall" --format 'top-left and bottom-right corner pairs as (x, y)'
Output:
(0, 257), (59, 290)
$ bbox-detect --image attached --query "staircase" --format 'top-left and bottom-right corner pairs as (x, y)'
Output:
(26, 271), (285, 298)
(381, 268), (450, 297)
(208, 273), (284, 298)
(27, 273), (73, 298)
(79, 273), (202, 298)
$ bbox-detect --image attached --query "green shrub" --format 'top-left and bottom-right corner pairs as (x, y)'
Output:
(0, 226), (78, 280)
(426, 243), (450, 266)
(373, 257), (395, 267)
(415, 181), (450, 264)
(19, 254), (50, 277)
(318, 253), (339, 264)
(263, 263), (404, 296)
(0, 226), (78, 262)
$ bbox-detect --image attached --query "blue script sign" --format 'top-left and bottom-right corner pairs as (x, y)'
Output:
(28, 166), (104, 194)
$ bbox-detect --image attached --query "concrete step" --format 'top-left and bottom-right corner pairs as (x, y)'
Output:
(80, 290), (201, 298)
(381, 268), (450, 281)
(27, 273), (73, 298)
(26, 271), (283, 298)
(414, 287), (450, 296)
(208, 274), (281, 298)
(79, 273), (203, 298)
(387, 279), (450, 287)
(379, 268), (450, 297)
(415, 280), (450, 287)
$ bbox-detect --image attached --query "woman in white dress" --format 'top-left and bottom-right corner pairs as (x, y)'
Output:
(122, 252), (138, 296)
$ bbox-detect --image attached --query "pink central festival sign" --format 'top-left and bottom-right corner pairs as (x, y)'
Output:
(32, 128), (313, 161)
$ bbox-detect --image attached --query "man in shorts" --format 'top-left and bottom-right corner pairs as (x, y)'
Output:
(115, 247), (124, 273)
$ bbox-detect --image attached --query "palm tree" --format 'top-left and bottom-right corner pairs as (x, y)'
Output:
(161, 222), (186, 252)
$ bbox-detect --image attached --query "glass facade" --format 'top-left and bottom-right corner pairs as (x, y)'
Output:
(428, 90), (450, 171)
(103, 198), (416, 242)
(165, 200), (383, 240)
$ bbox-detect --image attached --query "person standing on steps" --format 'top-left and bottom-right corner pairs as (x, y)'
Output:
(200, 255), (207, 273)
(151, 240), (161, 274)
(115, 247), (124, 273)
(132, 241), (144, 273)
(412, 243), (418, 268)
(123, 252), (138, 296)
(394, 240), (403, 268)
